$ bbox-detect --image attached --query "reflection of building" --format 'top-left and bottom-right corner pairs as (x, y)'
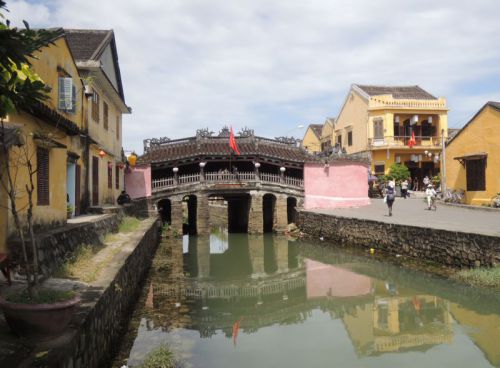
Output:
(450, 303), (500, 366)
(143, 236), (454, 358)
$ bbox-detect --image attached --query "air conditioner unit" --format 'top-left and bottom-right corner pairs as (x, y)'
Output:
(84, 84), (92, 97)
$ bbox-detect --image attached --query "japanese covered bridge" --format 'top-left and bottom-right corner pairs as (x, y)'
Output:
(131, 128), (315, 235)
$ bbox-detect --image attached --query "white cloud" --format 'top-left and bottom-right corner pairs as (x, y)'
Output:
(5, 0), (500, 152)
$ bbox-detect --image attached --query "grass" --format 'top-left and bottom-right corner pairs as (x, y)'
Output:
(55, 244), (103, 283)
(453, 266), (500, 288)
(119, 216), (142, 233)
(5, 288), (75, 304)
(138, 345), (179, 368)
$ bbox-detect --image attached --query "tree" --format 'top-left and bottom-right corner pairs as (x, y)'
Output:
(0, 0), (62, 299)
(388, 163), (410, 184)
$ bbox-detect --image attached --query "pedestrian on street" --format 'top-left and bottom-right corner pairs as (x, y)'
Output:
(401, 179), (409, 199)
(425, 184), (437, 211)
(384, 182), (396, 216)
(423, 175), (430, 188)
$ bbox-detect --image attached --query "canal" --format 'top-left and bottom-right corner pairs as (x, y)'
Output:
(112, 232), (500, 368)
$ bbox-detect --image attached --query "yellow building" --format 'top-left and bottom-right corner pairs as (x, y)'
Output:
(320, 118), (334, 153)
(445, 101), (500, 205)
(1, 34), (85, 252)
(301, 124), (322, 153)
(334, 85), (448, 184)
(65, 29), (131, 207)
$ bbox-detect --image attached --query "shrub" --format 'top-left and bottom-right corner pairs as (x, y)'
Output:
(388, 163), (410, 184)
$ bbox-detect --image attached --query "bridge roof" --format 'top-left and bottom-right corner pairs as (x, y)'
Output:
(139, 135), (315, 166)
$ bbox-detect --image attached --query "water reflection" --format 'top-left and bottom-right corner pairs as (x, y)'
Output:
(117, 235), (500, 368)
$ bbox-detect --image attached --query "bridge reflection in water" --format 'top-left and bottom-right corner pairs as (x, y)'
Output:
(119, 234), (500, 368)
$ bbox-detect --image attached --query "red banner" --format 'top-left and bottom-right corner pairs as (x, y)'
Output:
(229, 127), (240, 155)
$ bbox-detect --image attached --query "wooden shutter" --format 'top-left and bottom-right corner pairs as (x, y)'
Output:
(103, 102), (108, 130)
(37, 147), (50, 205)
(92, 156), (99, 206)
(115, 164), (119, 189)
(116, 116), (120, 139)
(466, 159), (486, 191)
(75, 164), (81, 215)
(92, 90), (100, 123)
(108, 162), (112, 189)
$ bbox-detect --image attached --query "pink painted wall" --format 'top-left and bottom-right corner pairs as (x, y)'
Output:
(124, 165), (151, 199)
(305, 259), (373, 299)
(304, 162), (370, 209)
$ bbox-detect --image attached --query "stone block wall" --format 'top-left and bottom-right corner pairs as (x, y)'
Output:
(8, 213), (123, 276)
(56, 219), (160, 367)
(209, 203), (228, 228)
(298, 211), (499, 267)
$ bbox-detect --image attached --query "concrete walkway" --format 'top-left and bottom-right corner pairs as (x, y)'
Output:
(310, 198), (500, 237)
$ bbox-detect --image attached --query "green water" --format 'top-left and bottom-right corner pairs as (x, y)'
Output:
(113, 233), (500, 368)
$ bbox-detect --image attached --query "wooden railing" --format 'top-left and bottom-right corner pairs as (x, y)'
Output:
(152, 171), (304, 192)
(370, 135), (442, 148)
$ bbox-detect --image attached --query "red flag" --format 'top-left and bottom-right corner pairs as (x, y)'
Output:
(408, 131), (416, 148)
(229, 127), (240, 155)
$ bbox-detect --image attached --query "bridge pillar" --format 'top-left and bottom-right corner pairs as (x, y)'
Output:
(249, 235), (265, 277)
(274, 237), (289, 273)
(248, 192), (263, 234)
(275, 194), (288, 233)
(197, 194), (210, 235)
(170, 195), (184, 236)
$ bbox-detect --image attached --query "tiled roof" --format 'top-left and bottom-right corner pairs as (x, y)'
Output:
(355, 85), (437, 100)
(308, 124), (323, 139)
(64, 29), (111, 61)
(139, 136), (314, 165)
(488, 101), (500, 111)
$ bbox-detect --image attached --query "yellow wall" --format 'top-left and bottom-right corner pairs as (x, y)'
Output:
(334, 90), (369, 154)
(0, 37), (84, 251)
(89, 146), (123, 205)
(302, 127), (321, 153)
(446, 104), (500, 205)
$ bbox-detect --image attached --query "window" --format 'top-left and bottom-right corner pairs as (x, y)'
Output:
(373, 119), (384, 139)
(336, 134), (342, 148)
(91, 90), (100, 122)
(115, 164), (119, 189)
(466, 159), (486, 191)
(393, 122), (400, 137)
(37, 147), (50, 205)
(108, 162), (112, 189)
(58, 77), (76, 113)
(103, 102), (109, 130)
(374, 164), (385, 175)
(347, 131), (353, 146)
(116, 116), (120, 139)
(421, 120), (432, 138)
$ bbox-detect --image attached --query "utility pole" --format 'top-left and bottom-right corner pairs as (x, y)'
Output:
(441, 128), (446, 194)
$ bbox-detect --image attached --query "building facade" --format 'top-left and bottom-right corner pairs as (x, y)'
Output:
(333, 85), (448, 183)
(445, 101), (500, 205)
(1, 35), (85, 252)
(301, 124), (322, 153)
(65, 29), (130, 208)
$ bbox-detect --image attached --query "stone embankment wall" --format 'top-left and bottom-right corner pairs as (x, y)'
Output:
(8, 213), (123, 276)
(298, 211), (499, 267)
(57, 218), (160, 368)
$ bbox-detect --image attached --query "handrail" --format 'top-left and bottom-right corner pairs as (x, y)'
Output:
(370, 135), (442, 147)
(152, 171), (304, 191)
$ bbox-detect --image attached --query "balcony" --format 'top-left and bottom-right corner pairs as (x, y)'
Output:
(369, 135), (442, 150)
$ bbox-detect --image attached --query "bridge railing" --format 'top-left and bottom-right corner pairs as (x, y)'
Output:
(152, 171), (303, 192)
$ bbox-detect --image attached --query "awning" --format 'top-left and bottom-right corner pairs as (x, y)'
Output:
(454, 152), (487, 167)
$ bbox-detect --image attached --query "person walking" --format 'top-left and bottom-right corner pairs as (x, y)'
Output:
(425, 184), (437, 210)
(423, 175), (430, 188)
(401, 179), (409, 199)
(384, 182), (396, 216)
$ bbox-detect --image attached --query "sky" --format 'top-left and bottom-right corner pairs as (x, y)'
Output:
(5, 0), (500, 153)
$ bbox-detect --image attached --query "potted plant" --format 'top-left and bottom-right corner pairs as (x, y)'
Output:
(67, 204), (74, 219)
(0, 3), (79, 340)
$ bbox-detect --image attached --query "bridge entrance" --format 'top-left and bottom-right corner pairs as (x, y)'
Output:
(227, 194), (250, 233)
(263, 194), (276, 233)
(158, 199), (171, 225)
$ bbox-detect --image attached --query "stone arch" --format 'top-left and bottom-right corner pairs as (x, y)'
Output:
(287, 197), (298, 224)
(183, 194), (198, 235)
(157, 198), (171, 224)
(263, 193), (277, 233)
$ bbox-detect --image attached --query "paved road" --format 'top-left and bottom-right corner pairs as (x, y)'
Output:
(310, 198), (500, 237)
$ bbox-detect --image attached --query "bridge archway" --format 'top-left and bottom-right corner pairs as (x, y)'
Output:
(287, 197), (298, 224)
(263, 193), (276, 233)
(227, 194), (250, 233)
(157, 198), (171, 224)
(183, 195), (198, 235)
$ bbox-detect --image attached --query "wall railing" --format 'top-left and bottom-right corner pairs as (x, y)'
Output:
(152, 171), (304, 192)
(369, 135), (442, 148)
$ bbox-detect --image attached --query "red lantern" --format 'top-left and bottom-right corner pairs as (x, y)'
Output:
(99, 149), (106, 158)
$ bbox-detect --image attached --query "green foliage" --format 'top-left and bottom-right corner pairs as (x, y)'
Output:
(0, 1), (62, 118)
(6, 288), (75, 304)
(118, 216), (142, 233)
(388, 163), (410, 184)
(453, 266), (500, 288)
(138, 345), (178, 368)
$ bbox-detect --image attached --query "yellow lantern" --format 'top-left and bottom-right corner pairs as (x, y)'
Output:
(127, 152), (137, 167)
